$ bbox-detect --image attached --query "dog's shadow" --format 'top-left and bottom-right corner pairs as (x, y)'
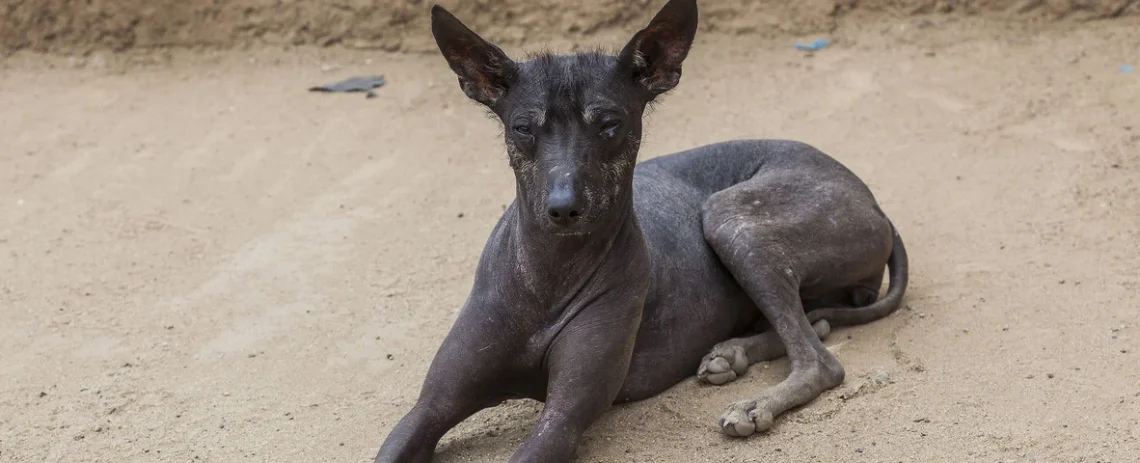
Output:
(430, 380), (718, 461)
(433, 400), (544, 461)
(431, 395), (680, 460)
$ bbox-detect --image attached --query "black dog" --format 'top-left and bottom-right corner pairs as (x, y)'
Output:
(375, 0), (908, 461)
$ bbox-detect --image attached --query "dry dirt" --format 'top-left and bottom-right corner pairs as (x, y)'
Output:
(3, 0), (1139, 55)
(3, 9), (1140, 463)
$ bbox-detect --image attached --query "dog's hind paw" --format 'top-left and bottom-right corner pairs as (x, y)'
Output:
(718, 399), (774, 437)
(697, 345), (749, 385)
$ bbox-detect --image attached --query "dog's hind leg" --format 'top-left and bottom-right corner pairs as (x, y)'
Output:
(699, 187), (848, 437)
(697, 320), (831, 385)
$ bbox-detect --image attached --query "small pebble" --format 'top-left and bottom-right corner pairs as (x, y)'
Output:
(1047, 373), (1055, 379)
(457, 212), (465, 218)
(386, 354), (395, 360)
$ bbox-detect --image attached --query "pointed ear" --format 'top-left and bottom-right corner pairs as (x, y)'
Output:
(430, 5), (517, 107)
(617, 0), (698, 97)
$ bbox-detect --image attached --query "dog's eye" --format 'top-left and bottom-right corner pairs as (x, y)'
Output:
(512, 124), (532, 136)
(599, 119), (622, 136)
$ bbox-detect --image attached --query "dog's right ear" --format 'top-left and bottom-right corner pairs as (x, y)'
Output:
(431, 5), (517, 107)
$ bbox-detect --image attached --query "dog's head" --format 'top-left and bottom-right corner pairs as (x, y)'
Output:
(430, 0), (698, 235)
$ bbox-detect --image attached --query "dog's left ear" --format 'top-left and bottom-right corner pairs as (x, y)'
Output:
(431, 5), (517, 107)
(618, 0), (698, 97)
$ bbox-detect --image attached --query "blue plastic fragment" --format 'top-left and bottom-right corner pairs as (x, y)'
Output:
(795, 39), (830, 51)
(1121, 65), (1135, 74)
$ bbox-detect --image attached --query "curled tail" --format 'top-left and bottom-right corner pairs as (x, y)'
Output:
(806, 222), (909, 327)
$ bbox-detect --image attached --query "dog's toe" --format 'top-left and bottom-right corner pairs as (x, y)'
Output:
(718, 400), (774, 438)
(698, 346), (749, 385)
(702, 357), (739, 384)
(705, 370), (738, 385)
(706, 357), (733, 374)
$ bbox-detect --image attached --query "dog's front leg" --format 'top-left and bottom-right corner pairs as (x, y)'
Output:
(375, 313), (507, 463)
(508, 298), (644, 463)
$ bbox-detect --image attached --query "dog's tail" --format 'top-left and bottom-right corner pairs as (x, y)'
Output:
(806, 221), (909, 327)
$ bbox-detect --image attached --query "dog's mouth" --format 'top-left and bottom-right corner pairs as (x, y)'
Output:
(526, 192), (615, 236)
(550, 229), (590, 237)
(536, 211), (605, 236)
(541, 217), (593, 233)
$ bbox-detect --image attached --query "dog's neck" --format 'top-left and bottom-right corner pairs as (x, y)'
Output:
(507, 186), (644, 299)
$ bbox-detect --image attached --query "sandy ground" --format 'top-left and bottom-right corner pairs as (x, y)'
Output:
(2, 15), (1140, 463)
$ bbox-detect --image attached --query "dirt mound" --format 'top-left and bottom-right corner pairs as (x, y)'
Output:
(2, 0), (1138, 55)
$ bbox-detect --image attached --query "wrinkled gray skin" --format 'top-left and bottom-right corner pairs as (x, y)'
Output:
(374, 1), (909, 462)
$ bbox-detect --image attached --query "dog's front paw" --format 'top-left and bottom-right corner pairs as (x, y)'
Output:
(697, 345), (749, 385)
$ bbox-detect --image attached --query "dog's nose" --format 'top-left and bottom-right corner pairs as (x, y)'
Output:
(546, 188), (583, 225)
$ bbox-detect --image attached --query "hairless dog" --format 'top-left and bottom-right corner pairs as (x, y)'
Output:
(374, 0), (909, 461)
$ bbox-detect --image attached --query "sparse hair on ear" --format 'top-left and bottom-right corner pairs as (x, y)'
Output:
(430, 5), (518, 107)
(617, 0), (699, 97)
